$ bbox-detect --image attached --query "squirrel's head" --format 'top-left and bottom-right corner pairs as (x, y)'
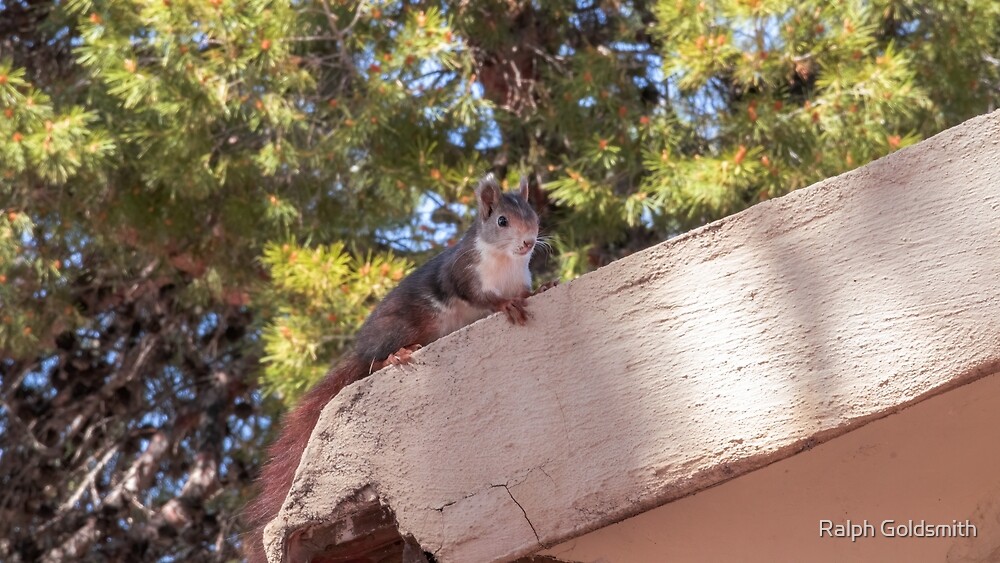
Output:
(474, 174), (539, 259)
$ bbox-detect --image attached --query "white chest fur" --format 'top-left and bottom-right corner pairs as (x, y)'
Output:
(475, 238), (532, 299)
(432, 240), (532, 339)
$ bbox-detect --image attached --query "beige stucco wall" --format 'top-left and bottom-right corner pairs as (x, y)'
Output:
(264, 110), (1000, 563)
(541, 369), (1000, 563)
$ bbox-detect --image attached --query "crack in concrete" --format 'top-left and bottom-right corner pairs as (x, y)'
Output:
(431, 478), (550, 557)
(537, 465), (556, 486)
(434, 499), (457, 512)
(432, 487), (481, 512)
(502, 484), (541, 546)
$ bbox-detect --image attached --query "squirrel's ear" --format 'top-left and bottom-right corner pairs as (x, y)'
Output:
(518, 176), (530, 202)
(475, 174), (501, 219)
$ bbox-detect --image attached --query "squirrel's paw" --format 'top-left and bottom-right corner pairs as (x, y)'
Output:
(498, 297), (530, 325)
(372, 344), (422, 373)
(387, 344), (421, 366)
(533, 280), (559, 295)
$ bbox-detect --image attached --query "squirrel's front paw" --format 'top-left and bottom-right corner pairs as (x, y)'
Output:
(533, 280), (559, 295)
(497, 297), (530, 325)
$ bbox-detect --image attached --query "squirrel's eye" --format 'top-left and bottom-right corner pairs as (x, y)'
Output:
(497, 216), (509, 227)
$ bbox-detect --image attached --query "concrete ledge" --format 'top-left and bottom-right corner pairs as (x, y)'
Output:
(264, 110), (1000, 562)
(539, 368), (1000, 562)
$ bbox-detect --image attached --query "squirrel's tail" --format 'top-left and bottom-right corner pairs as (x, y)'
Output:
(242, 355), (367, 563)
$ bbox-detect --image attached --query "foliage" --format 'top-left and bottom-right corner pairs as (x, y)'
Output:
(0, 0), (997, 560)
(259, 241), (411, 401)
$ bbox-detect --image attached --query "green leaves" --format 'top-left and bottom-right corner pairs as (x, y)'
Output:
(258, 241), (412, 402)
(0, 210), (36, 351)
(0, 60), (114, 185)
(542, 0), (997, 234)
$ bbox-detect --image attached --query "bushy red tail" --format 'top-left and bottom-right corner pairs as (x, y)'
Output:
(243, 356), (367, 563)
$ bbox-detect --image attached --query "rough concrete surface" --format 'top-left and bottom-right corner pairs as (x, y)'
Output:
(540, 369), (1000, 562)
(264, 109), (1000, 562)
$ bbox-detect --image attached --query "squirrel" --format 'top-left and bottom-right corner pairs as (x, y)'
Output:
(243, 174), (551, 563)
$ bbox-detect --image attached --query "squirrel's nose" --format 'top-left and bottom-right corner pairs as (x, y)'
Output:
(523, 238), (535, 249)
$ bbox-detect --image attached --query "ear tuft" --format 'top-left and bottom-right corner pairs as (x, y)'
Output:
(475, 174), (502, 220)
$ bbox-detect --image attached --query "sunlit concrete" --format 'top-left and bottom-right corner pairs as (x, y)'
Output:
(541, 370), (1000, 563)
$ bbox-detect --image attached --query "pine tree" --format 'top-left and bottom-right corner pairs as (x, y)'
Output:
(1, 0), (997, 560)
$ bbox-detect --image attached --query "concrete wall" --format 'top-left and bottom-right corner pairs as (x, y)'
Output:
(541, 369), (1000, 563)
(264, 110), (1000, 563)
